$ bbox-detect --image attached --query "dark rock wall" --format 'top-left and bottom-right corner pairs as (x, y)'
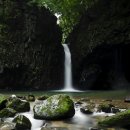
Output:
(67, 0), (130, 90)
(0, 0), (64, 90)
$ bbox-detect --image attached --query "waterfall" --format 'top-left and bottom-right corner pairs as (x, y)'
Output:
(62, 44), (79, 92)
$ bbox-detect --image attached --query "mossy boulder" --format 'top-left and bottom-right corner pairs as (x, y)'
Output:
(0, 95), (7, 110)
(98, 110), (130, 127)
(13, 115), (31, 130)
(33, 94), (75, 120)
(111, 107), (120, 114)
(26, 95), (35, 102)
(7, 98), (30, 112)
(80, 107), (93, 114)
(98, 103), (114, 113)
(0, 108), (17, 118)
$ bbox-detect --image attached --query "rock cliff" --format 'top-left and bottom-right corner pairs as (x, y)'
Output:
(67, 0), (130, 90)
(0, 0), (64, 90)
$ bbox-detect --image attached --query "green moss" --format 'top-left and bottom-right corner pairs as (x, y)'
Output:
(7, 98), (30, 112)
(13, 115), (31, 130)
(34, 94), (75, 120)
(0, 94), (6, 103)
(0, 108), (17, 118)
(98, 103), (114, 113)
(98, 110), (130, 127)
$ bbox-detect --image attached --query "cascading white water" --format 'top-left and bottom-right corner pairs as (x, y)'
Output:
(62, 44), (80, 92)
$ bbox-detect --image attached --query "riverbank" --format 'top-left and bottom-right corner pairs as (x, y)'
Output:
(0, 90), (129, 99)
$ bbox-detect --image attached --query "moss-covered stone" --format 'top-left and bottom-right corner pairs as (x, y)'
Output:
(0, 108), (17, 118)
(80, 107), (93, 114)
(0, 94), (7, 110)
(98, 103), (114, 113)
(26, 95), (35, 102)
(13, 115), (31, 130)
(33, 94), (75, 120)
(98, 110), (130, 127)
(7, 98), (30, 112)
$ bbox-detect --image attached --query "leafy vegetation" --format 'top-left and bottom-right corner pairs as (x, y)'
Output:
(33, 0), (97, 41)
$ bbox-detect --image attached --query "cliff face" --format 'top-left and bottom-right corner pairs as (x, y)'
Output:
(67, 0), (130, 90)
(0, 0), (64, 90)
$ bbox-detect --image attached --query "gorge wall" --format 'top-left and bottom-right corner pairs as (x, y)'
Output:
(0, 0), (64, 90)
(67, 0), (130, 90)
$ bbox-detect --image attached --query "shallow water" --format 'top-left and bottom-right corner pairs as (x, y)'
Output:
(1, 91), (130, 130)
(9, 101), (123, 130)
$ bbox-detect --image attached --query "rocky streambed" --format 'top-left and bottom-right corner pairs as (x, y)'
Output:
(0, 94), (130, 130)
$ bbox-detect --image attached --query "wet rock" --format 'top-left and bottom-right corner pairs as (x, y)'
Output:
(0, 100), (8, 111)
(37, 95), (49, 101)
(8, 95), (17, 101)
(98, 110), (130, 127)
(98, 103), (114, 113)
(0, 95), (7, 110)
(34, 94), (75, 120)
(6, 98), (30, 112)
(75, 101), (83, 108)
(0, 108), (17, 118)
(26, 95), (35, 102)
(41, 127), (68, 130)
(80, 107), (93, 114)
(17, 96), (26, 100)
(0, 122), (15, 130)
(80, 103), (95, 114)
(124, 97), (130, 103)
(11, 95), (17, 98)
(80, 104), (95, 114)
(111, 107), (120, 113)
(75, 101), (83, 105)
(13, 115), (31, 130)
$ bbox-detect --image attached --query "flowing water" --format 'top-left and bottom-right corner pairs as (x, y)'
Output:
(2, 91), (129, 130)
(62, 44), (80, 92)
(4, 100), (116, 130)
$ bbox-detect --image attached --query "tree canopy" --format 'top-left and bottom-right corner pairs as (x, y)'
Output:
(34, 0), (97, 42)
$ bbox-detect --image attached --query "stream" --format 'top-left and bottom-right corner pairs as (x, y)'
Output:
(3, 100), (124, 130)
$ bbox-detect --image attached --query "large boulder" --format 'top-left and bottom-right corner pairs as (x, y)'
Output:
(13, 115), (31, 130)
(33, 94), (75, 120)
(6, 98), (30, 112)
(0, 108), (17, 118)
(98, 110), (130, 127)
